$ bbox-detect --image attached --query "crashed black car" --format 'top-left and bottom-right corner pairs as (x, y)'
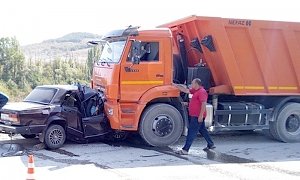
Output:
(0, 84), (111, 149)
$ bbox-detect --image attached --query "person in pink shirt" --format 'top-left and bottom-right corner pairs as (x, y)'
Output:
(174, 78), (215, 155)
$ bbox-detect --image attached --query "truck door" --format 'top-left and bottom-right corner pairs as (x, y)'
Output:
(120, 39), (164, 102)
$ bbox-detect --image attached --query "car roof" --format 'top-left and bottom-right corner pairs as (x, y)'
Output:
(37, 85), (79, 91)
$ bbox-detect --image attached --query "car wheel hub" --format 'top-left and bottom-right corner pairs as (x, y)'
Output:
(49, 129), (63, 145)
(152, 115), (174, 137)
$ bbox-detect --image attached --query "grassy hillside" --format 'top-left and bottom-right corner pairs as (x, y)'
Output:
(22, 32), (102, 62)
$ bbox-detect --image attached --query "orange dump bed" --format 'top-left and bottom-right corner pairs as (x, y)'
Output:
(161, 16), (300, 95)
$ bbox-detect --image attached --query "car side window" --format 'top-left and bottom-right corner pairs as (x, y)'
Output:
(63, 93), (80, 109)
(64, 95), (76, 107)
(127, 42), (159, 62)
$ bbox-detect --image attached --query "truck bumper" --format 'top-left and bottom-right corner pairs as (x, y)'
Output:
(0, 123), (45, 135)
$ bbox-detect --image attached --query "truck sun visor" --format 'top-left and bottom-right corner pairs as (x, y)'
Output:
(103, 26), (139, 39)
(201, 35), (216, 52)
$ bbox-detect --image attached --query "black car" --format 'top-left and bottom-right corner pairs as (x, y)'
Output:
(0, 84), (111, 149)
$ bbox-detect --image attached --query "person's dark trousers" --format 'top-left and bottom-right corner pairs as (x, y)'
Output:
(183, 116), (214, 152)
(0, 92), (8, 109)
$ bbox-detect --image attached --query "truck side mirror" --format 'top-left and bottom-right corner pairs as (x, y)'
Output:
(130, 40), (142, 64)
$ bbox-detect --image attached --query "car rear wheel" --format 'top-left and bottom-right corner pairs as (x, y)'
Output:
(44, 124), (66, 149)
(21, 134), (36, 139)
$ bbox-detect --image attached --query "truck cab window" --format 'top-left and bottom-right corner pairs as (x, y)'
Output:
(128, 42), (159, 62)
(140, 42), (159, 61)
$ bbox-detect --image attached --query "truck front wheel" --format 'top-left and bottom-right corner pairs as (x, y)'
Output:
(44, 124), (66, 149)
(139, 103), (184, 146)
(270, 103), (300, 142)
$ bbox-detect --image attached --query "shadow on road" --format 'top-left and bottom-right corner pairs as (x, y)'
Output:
(0, 130), (299, 174)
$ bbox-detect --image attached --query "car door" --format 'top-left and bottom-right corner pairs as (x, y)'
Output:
(62, 105), (83, 138)
(60, 93), (86, 138)
(81, 96), (109, 138)
(82, 114), (109, 138)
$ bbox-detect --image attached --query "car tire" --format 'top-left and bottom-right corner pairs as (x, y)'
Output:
(139, 103), (184, 147)
(44, 124), (66, 149)
(21, 134), (36, 139)
(270, 103), (300, 142)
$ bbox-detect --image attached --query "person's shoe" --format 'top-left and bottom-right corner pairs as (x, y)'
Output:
(203, 145), (216, 151)
(175, 149), (188, 155)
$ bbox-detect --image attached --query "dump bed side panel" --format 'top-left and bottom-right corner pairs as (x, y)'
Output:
(162, 16), (300, 95)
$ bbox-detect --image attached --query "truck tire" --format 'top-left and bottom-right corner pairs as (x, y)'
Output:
(21, 134), (36, 139)
(139, 103), (184, 146)
(269, 121), (280, 140)
(270, 103), (300, 142)
(44, 124), (66, 149)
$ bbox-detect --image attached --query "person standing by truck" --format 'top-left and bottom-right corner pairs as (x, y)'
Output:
(0, 92), (8, 109)
(174, 78), (215, 155)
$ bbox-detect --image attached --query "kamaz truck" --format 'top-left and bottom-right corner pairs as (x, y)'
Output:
(91, 15), (300, 146)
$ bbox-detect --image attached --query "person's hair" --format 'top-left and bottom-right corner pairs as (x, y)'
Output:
(193, 78), (202, 86)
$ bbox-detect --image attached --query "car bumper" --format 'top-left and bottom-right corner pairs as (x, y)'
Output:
(0, 123), (45, 135)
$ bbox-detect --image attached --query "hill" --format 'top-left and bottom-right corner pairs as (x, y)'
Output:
(22, 32), (101, 62)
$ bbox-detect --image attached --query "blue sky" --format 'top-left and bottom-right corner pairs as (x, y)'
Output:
(0, 0), (299, 45)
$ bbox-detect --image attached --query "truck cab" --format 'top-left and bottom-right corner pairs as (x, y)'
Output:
(92, 26), (185, 146)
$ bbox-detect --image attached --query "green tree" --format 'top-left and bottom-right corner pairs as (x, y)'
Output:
(0, 37), (91, 101)
(86, 45), (102, 78)
(0, 37), (26, 88)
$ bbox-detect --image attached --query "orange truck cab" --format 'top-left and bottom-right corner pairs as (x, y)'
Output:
(92, 16), (300, 146)
(91, 27), (185, 146)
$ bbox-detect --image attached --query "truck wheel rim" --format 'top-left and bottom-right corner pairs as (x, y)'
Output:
(286, 114), (300, 134)
(152, 115), (174, 137)
(49, 129), (63, 145)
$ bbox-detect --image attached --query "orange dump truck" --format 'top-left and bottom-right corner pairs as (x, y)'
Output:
(91, 16), (300, 146)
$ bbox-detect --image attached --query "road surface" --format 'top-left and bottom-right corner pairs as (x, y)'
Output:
(0, 131), (299, 180)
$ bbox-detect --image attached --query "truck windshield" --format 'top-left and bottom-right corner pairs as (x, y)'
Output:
(24, 87), (57, 105)
(98, 39), (126, 63)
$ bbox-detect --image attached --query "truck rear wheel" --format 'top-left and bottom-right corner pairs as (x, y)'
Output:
(139, 103), (184, 146)
(44, 124), (66, 149)
(270, 103), (300, 142)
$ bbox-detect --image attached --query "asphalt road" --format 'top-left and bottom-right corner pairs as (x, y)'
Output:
(0, 131), (299, 180)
